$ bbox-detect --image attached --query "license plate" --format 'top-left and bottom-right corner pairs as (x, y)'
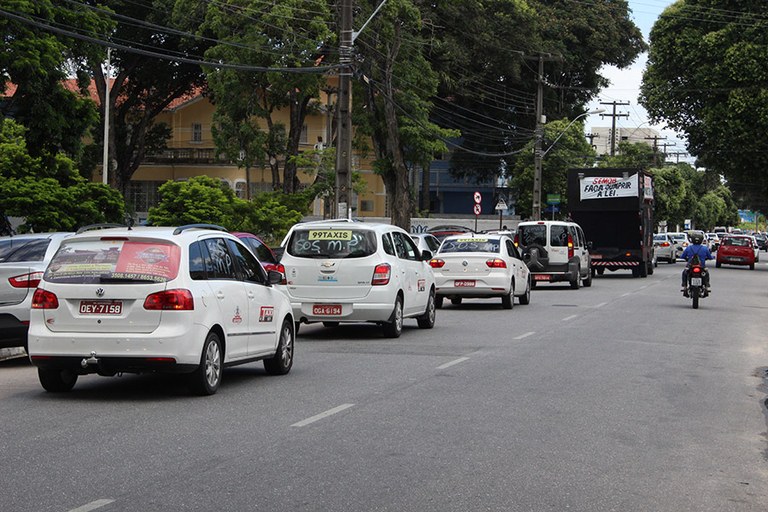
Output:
(691, 277), (702, 286)
(79, 300), (122, 315)
(454, 280), (476, 287)
(590, 254), (603, 259)
(313, 304), (342, 315)
(534, 274), (550, 281)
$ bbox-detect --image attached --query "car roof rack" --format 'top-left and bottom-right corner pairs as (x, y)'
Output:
(173, 224), (227, 235)
(76, 223), (127, 234)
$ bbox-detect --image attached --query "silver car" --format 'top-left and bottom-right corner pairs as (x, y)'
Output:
(653, 233), (677, 264)
(0, 233), (74, 351)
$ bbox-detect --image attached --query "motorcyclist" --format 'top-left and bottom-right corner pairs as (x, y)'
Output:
(681, 232), (713, 295)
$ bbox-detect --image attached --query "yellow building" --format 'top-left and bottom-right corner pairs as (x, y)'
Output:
(127, 82), (388, 221)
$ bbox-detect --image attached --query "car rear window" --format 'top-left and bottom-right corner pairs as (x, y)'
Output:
(0, 238), (51, 262)
(439, 238), (500, 253)
(549, 225), (569, 247)
(517, 225), (546, 246)
(45, 239), (181, 283)
(287, 229), (377, 259)
(723, 237), (749, 247)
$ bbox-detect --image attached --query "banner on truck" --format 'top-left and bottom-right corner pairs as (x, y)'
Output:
(579, 174), (638, 200)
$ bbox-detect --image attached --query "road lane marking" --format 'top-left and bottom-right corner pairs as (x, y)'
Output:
(514, 331), (535, 340)
(562, 314), (578, 321)
(594, 302), (607, 308)
(621, 292), (632, 297)
(437, 357), (470, 370)
(68, 500), (115, 512)
(291, 404), (355, 427)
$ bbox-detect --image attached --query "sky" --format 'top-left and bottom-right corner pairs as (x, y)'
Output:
(584, 0), (686, 160)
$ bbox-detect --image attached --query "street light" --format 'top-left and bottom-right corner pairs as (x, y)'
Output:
(532, 108), (606, 220)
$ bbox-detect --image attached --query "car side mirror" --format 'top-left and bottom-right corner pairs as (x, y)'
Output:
(267, 270), (283, 285)
(421, 249), (433, 261)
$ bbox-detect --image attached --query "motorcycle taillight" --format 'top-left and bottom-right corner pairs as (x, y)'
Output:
(692, 266), (702, 274)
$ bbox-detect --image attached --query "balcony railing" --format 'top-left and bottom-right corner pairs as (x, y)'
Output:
(143, 148), (230, 165)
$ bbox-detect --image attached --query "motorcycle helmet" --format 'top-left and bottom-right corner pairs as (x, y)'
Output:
(690, 232), (704, 245)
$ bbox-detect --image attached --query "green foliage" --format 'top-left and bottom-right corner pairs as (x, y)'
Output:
(640, 1), (768, 211)
(0, 119), (125, 232)
(598, 142), (659, 170)
(147, 176), (302, 244)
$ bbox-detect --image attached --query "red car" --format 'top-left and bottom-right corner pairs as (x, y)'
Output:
(232, 232), (283, 273)
(716, 235), (755, 270)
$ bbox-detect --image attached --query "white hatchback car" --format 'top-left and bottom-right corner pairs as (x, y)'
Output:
(429, 234), (531, 309)
(28, 225), (294, 395)
(279, 221), (436, 337)
(515, 220), (592, 289)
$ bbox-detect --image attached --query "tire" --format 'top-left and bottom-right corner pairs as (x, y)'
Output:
(38, 368), (77, 392)
(715, 261), (721, 268)
(631, 267), (640, 278)
(647, 261), (654, 276)
(583, 267), (593, 287)
(519, 277), (532, 305)
(435, 295), (444, 309)
(322, 322), (340, 328)
(264, 319), (294, 375)
(750, 263), (755, 270)
(639, 262), (648, 278)
(450, 297), (462, 305)
(382, 296), (403, 338)
(668, 258), (676, 264)
(596, 268), (605, 276)
(294, 322), (301, 335)
(417, 290), (436, 329)
(524, 244), (550, 271)
(188, 331), (223, 396)
(570, 267), (581, 289)
(501, 280), (514, 309)
(691, 287), (699, 309)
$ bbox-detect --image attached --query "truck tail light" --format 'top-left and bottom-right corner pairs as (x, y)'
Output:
(31, 289), (59, 309)
(429, 258), (445, 268)
(372, 263), (391, 286)
(486, 258), (507, 268)
(567, 235), (574, 259)
(144, 289), (194, 310)
(9, 271), (43, 288)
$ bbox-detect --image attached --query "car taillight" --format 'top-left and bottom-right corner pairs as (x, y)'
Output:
(31, 289), (58, 309)
(513, 234), (519, 246)
(144, 289), (194, 310)
(276, 263), (287, 285)
(429, 258), (445, 268)
(372, 263), (391, 286)
(567, 235), (574, 259)
(486, 258), (507, 268)
(9, 271), (43, 289)
(661, 242), (670, 247)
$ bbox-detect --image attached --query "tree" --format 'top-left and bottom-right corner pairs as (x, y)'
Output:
(598, 142), (658, 170)
(640, 1), (768, 211)
(509, 118), (596, 218)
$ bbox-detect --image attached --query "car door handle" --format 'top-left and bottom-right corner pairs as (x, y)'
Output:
(247, 292), (255, 299)
(216, 291), (225, 299)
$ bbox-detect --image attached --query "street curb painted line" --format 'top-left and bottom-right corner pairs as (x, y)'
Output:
(68, 499), (115, 512)
(437, 357), (470, 370)
(562, 314), (578, 321)
(291, 404), (355, 427)
(514, 331), (535, 340)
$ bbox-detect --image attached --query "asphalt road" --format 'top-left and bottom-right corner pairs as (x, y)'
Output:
(2, 260), (767, 512)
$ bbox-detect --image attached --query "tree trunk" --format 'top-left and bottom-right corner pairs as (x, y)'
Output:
(283, 92), (311, 194)
(420, 162), (431, 213)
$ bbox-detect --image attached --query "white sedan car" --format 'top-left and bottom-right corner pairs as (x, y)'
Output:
(429, 234), (531, 309)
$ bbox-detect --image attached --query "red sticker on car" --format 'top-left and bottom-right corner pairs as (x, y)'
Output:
(259, 306), (274, 322)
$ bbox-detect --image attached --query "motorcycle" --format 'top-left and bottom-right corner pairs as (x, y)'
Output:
(683, 262), (709, 309)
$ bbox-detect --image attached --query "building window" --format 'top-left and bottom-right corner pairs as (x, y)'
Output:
(235, 180), (247, 199)
(191, 123), (202, 143)
(300, 124), (308, 144)
(126, 181), (163, 214)
(360, 199), (374, 212)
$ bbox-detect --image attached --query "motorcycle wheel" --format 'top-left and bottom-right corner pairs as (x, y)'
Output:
(691, 286), (699, 309)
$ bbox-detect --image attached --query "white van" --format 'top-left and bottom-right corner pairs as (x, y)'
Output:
(514, 220), (592, 289)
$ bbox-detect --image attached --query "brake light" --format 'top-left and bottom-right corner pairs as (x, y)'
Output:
(429, 258), (445, 268)
(372, 263), (391, 286)
(661, 242), (670, 247)
(692, 266), (702, 274)
(143, 289), (194, 310)
(486, 258), (507, 268)
(276, 263), (287, 285)
(9, 271), (43, 288)
(31, 289), (59, 309)
(567, 235), (574, 259)
(513, 234), (519, 246)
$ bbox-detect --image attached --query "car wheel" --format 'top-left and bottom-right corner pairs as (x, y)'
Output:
(668, 257), (675, 264)
(519, 276), (531, 305)
(188, 331), (223, 396)
(750, 263), (755, 270)
(570, 267), (581, 289)
(417, 290), (436, 329)
(501, 280), (514, 309)
(715, 261), (721, 268)
(450, 297), (462, 305)
(596, 268), (605, 276)
(38, 368), (77, 392)
(435, 295), (444, 309)
(264, 319), (294, 375)
(583, 267), (593, 287)
(322, 322), (340, 328)
(382, 296), (403, 338)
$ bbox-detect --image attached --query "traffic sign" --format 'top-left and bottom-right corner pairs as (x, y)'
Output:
(473, 191), (482, 204)
(473, 203), (482, 215)
(494, 198), (507, 211)
(546, 194), (560, 205)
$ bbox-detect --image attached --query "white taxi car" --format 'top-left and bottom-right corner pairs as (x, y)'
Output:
(279, 221), (436, 337)
(429, 234), (531, 309)
(28, 225), (294, 395)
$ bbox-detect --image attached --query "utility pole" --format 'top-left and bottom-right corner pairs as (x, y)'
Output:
(334, 0), (353, 219)
(659, 142), (677, 162)
(102, 46), (111, 186)
(599, 100), (629, 156)
(586, 132), (599, 148)
(644, 135), (666, 167)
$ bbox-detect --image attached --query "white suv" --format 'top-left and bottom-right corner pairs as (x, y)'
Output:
(279, 221), (436, 337)
(28, 225), (294, 395)
(514, 220), (592, 289)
